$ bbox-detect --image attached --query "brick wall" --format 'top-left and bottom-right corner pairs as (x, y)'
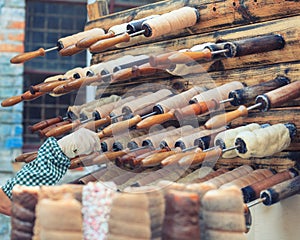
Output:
(0, 0), (25, 238)
(0, 0), (25, 166)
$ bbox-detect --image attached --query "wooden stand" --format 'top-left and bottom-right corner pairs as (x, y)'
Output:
(86, 0), (300, 171)
(85, 1), (300, 238)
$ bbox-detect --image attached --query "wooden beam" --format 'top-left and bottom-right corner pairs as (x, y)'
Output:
(85, 0), (300, 48)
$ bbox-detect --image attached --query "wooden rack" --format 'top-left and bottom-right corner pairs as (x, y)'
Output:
(84, 1), (300, 239)
(86, 0), (300, 172)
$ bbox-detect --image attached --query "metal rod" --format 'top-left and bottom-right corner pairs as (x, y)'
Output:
(141, 111), (157, 119)
(247, 102), (262, 111)
(246, 197), (267, 208)
(219, 97), (235, 104)
(130, 29), (145, 37)
(45, 46), (59, 53)
(182, 145), (198, 152)
(80, 118), (94, 124)
(211, 49), (229, 55)
(111, 113), (126, 120)
(115, 29), (130, 37)
(222, 145), (239, 153)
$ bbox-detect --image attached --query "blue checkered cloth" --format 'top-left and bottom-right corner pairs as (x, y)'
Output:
(1, 137), (70, 199)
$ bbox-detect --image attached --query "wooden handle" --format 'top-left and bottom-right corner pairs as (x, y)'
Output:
(115, 146), (155, 167)
(161, 151), (197, 166)
(76, 31), (115, 48)
(1, 95), (23, 107)
(29, 81), (54, 94)
(93, 149), (130, 165)
(111, 68), (134, 82)
(255, 80), (300, 111)
(45, 119), (81, 137)
(24, 152), (38, 163)
(99, 115), (142, 138)
(63, 74), (106, 91)
(28, 116), (63, 133)
(29, 85), (40, 94)
(229, 76), (290, 106)
(204, 105), (249, 129)
(178, 147), (222, 166)
(15, 151), (38, 162)
(136, 110), (175, 129)
(149, 52), (175, 66)
(134, 63), (165, 77)
(2, 91), (45, 107)
(21, 91), (45, 100)
(38, 80), (69, 93)
(69, 154), (89, 169)
(129, 148), (167, 167)
(168, 48), (212, 64)
(52, 81), (76, 95)
(69, 152), (101, 169)
(141, 150), (177, 167)
(260, 175), (300, 206)
(89, 33), (131, 53)
(59, 45), (84, 56)
(10, 48), (46, 64)
(175, 100), (219, 120)
(38, 120), (72, 138)
(80, 116), (111, 131)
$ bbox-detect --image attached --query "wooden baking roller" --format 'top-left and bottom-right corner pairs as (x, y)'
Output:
(84, 15), (158, 50)
(42, 95), (132, 137)
(1, 91), (45, 107)
(245, 175), (300, 221)
(234, 123), (296, 158)
(10, 28), (105, 63)
(160, 147), (203, 166)
(223, 75), (290, 106)
(167, 43), (227, 64)
(127, 126), (175, 149)
(31, 78), (74, 94)
(38, 119), (72, 138)
(129, 148), (170, 168)
(172, 81), (244, 121)
(45, 116), (111, 138)
(205, 80), (300, 129)
(29, 67), (90, 95)
(115, 145), (157, 168)
(136, 86), (203, 129)
(89, 7), (199, 53)
(242, 168), (299, 203)
(139, 147), (183, 167)
(97, 90), (173, 138)
(141, 125), (194, 149)
(176, 76), (289, 119)
(168, 34), (285, 64)
(58, 55), (149, 93)
(111, 62), (170, 83)
(28, 116), (63, 133)
(220, 169), (275, 189)
(178, 146), (224, 167)
(174, 127), (225, 150)
(259, 175), (300, 206)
